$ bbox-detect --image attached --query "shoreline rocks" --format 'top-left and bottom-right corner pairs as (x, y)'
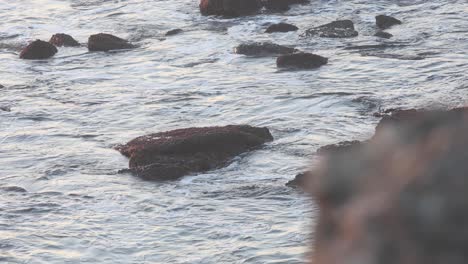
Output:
(235, 42), (297, 56)
(165, 29), (183, 36)
(49, 33), (80, 47)
(265, 23), (298, 33)
(19, 40), (58, 60)
(116, 125), (273, 181)
(376, 15), (402, 29)
(374, 31), (393, 39)
(88, 33), (135, 52)
(277, 53), (328, 69)
(304, 20), (358, 38)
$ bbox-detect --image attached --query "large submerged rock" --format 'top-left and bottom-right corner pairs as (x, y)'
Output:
(200, 0), (262, 17)
(49, 33), (80, 47)
(19, 40), (58, 60)
(88, 33), (135, 52)
(306, 107), (468, 263)
(277, 53), (328, 69)
(116, 125), (273, 181)
(304, 20), (358, 38)
(234, 42), (297, 56)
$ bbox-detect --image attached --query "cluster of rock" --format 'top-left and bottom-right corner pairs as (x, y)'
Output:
(294, 107), (468, 263)
(19, 33), (135, 60)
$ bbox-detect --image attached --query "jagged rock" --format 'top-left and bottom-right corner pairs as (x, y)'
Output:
(49, 33), (80, 47)
(277, 53), (328, 69)
(88, 33), (135, 52)
(265, 23), (298, 33)
(165, 29), (183, 36)
(376, 15), (402, 30)
(234, 42), (297, 56)
(19, 40), (58, 60)
(374, 31), (393, 39)
(116, 125), (273, 181)
(304, 20), (358, 38)
(200, 0), (262, 17)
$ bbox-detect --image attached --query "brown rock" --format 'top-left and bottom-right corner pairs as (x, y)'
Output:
(19, 40), (58, 60)
(116, 125), (273, 181)
(49, 33), (80, 47)
(200, 0), (262, 17)
(88, 33), (134, 52)
(277, 53), (328, 69)
(376, 15), (402, 30)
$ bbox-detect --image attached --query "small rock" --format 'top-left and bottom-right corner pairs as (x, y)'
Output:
(265, 23), (298, 33)
(304, 20), (358, 38)
(234, 42), (297, 56)
(0, 106), (11, 112)
(376, 15), (402, 30)
(49, 33), (80, 47)
(1, 186), (27, 193)
(374, 31), (393, 39)
(19, 40), (58, 60)
(200, 0), (262, 17)
(165, 29), (183, 36)
(286, 172), (312, 189)
(88, 33), (135, 52)
(277, 53), (328, 69)
(116, 125), (273, 181)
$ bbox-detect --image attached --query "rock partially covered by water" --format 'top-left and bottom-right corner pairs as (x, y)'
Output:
(308, 107), (468, 263)
(19, 40), (58, 60)
(262, 0), (309, 11)
(234, 42), (297, 56)
(199, 0), (262, 17)
(316, 140), (363, 155)
(165, 29), (183, 36)
(374, 31), (393, 39)
(88, 33), (135, 52)
(116, 125), (273, 181)
(277, 53), (328, 69)
(265, 23), (298, 33)
(286, 172), (312, 189)
(304, 20), (358, 38)
(376, 15), (402, 30)
(49, 33), (80, 47)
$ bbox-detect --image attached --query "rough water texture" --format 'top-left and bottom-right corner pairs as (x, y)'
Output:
(0, 0), (467, 263)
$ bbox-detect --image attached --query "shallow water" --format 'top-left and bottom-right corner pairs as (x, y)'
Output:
(1, 0), (467, 263)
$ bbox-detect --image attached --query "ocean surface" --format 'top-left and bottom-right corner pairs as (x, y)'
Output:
(1, 0), (467, 263)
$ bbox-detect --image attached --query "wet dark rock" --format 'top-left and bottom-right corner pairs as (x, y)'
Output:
(1, 186), (27, 193)
(360, 51), (425, 61)
(277, 53), (328, 69)
(199, 0), (262, 17)
(376, 15), (402, 30)
(0, 84), (4, 88)
(116, 125), (273, 181)
(374, 31), (393, 39)
(304, 20), (358, 38)
(19, 40), (58, 60)
(309, 107), (468, 263)
(88, 33), (135, 52)
(49, 33), (80, 47)
(265, 23), (298, 33)
(0, 106), (11, 112)
(262, 0), (309, 11)
(165, 29), (183, 36)
(234, 42), (297, 56)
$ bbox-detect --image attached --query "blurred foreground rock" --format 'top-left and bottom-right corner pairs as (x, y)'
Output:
(116, 125), (273, 180)
(307, 107), (468, 263)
